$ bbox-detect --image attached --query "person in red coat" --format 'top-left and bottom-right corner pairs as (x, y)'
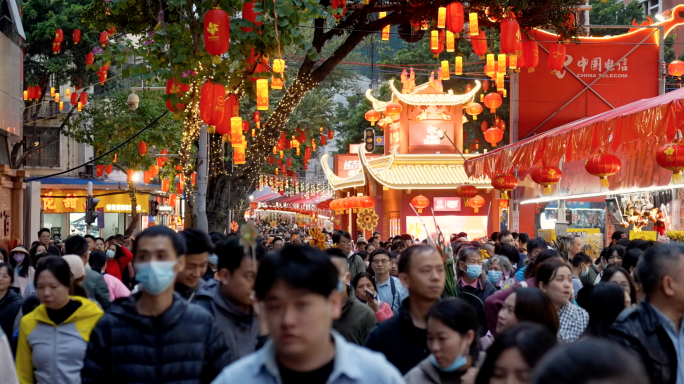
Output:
(105, 243), (133, 283)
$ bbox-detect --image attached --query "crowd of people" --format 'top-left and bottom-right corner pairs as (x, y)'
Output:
(0, 224), (676, 384)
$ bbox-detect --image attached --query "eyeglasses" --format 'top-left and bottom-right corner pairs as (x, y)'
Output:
(373, 259), (390, 264)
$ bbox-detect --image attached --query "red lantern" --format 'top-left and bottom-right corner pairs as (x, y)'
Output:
(365, 110), (380, 126)
(107, 26), (116, 35)
(85, 52), (94, 67)
(73, 29), (81, 44)
(98, 70), (107, 85)
(491, 173), (518, 199)
(52, 42), (61, 54)
(548, 43), (566, 73)
(522, 39), (539, 72)
(268, 155), (274, 165)
(177, 182), (184, 193)
(471, 31), (488, 58)
(386, 102), (402, 119)
(499, 17), (520, 54)
(320, 134), (327, 146)
(480, 121), (488, 133)
(70, 92), (78, 106)
(465, 102), (483, 120)
(100, 31), (108, 47)
(127, 170), (135, 182)
(105, 164), (113, 174)
(165, 78), (190, 113)
(484, 128), (503, 147)
(468, 195), (485, 213)
(446, 2), (464, 34)
(96, 165), (104, 177)
(360, 196), (375, 209)
(143, 171), (151, 184)
(430, 29), (445, 57)
(169, 194), (177, 206)
(530, 166), (563, 195)
(79, 92), (88, 106)
(455, 184), (478, 204)
(138, 142), (147, 155)
(656, 135), (684, 184)
(411, 195), (429, 213)
(216, 94), (239, 135)
(241, 0), (262, 32)
(160, 149), (168, 163)
(668, 60), (684, 77)
(204, 8), (230, 59)
(328, 130), (334, 140)
(200, 81), (226, 126)
(54, 29), (64, 43)
(584, 151), (621, 188)
(331, 0), (346, 19)
(483, 92), (502, 113)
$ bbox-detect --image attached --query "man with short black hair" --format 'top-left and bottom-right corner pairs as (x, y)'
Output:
(370, 249), (407, 315)
(333, 230), (364, 280)
(567, 234), (582, 260)
(571, 252), (592, 299)
(366, 245), (445, 374)
(498, 230), (514, 246)
(64, 235), (110, 309)
(511, 232), (519, 246)
(612, 231), (626, 245)
(195, 237), (267, 363)
(82, 226), (231, 384)
(490, 231), (499, 244)
(272, 237), (284, 250)
(175, 228), (213, 302)
(84, 234), (97, 252)
(610, 244), (684, 384)
(369, 236), (380, 249)
(326, 248), (376, 345)
(212, 245), (404, 384)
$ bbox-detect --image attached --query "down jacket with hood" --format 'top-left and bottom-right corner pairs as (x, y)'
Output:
(0, 286), (22, 339)
(81, 292), (231, 384)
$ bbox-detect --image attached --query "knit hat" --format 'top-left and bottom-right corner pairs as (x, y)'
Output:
(62, 255), (85, 280)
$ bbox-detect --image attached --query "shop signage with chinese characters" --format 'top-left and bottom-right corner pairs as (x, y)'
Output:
(42, 190), (149, 213)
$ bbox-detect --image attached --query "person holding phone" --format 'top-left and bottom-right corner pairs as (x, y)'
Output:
(352, 272), (393, 322)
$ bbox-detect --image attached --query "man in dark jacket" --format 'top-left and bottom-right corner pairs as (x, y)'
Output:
(175, 228), (213, 303)
(65, 235), (110, 309)
(609, 243), (684, 384)
(366, 244), (445, 374)
(82, 226), (231, 384)
(195, 237), (267, 364)
(333, 230), (365, 280)
(327, 249), (376, 345)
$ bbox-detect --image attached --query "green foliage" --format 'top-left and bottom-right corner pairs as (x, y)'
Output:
(588, 0), (645, 36)
(334, 86), (391, 155)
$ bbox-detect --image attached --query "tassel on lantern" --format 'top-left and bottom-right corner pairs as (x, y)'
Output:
(600, 177), (610, 188)
(544, 186), (552, 196)
(673, 172), (683, 185)
(473, 207), (479, 213)
(502, 191), (509, 199)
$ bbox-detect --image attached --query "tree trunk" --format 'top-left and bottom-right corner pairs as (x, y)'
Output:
(124, 182), (139, 236)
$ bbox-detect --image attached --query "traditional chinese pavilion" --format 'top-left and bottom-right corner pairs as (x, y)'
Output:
(323, 79), (497, 241)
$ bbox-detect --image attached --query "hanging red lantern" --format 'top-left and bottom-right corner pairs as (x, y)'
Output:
(203, 7), (230, 60)
(138, 142), (147, 155)
(328, 130), (334, 140)
(241, 0), (262, 32)
(268, 155), (274, 165)
(126, 170), (135, 182)
(480, 121), (488, 133)
(159, 179), (169, 192)
(200, 81), (226, 127)
(54, 29), (64, 43)
(177, 182), (184, 193)
(446, 2), (464, 35)
(331, 0), (346, 20)
(165, 78), (190, 113)
(668, 60), (684, 77)
(169, 194), (177, 206)
(321, 134), (327, 146)
(499, 17), (520, 54)
(531, 166), (563, 195)
(85, 52), (94, 67)
(143, 171), (151, 184)
(484, 128), (503, 147)
(470, 31), (488, 58)
(522, 39), (539, 72)
(455, 184), (478, 204)
(483, 92), (503, 113)
(98, 70), (107, 85)
(96, 165), (104, 177)
(216, 94), (239, 135)
(234, 145), (246, 165)
(107, 26), (116, 35)
(79, 92), (88, 106)
(491, 173), (518, 199)
(411, 195), (430, 213)
(160, 149), (168, 163)
(465, 102), (483, 120)
(70, 92), (78, 106)
(360, 196), (375, 209)
(585, 150), (621, 188)
(100, 31), (108, 47)
(105, 164), (113, 174)
(386, 102), (402, 119)
(52, 42), (61, 54)
(548, 43), (566, 73)
(365, 110), (380, 126)
(73, 29), (81, 44)
(656, 134), (684, 184)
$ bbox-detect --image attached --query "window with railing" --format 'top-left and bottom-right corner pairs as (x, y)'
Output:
(23, 126), (60, 167)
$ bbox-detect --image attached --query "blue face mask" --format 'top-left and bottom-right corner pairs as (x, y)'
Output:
(208, 254), (219, 266)
(580, 267), (588, 277)
(429, 339), (469, 372)
(135, 261), (177, 295)
(465, 264), (482, 279)
(487, 270), (502, 283)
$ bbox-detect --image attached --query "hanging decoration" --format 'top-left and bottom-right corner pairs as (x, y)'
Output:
(356, 208), (379, 231)
(437, 7), (447, 28)
(332, 0), (347, 21)
(96, 165), (104, 177)
(72, 29), (81, 44)
(165, 78), (190, 113)
(365, 109), (380, 126)
(386, 102), (402, 120)
(138, 142), (147, 155)
(668, 60), (684, 77)
(470, 31), (487, 58)
(455, 184), (478, 204)
(468, 12), (479, 35)
(499, 17), (520, 54)
(584, 150), (621, 188)
(256, 78), (269, 110)
(105, 164), (113, 174)
(446, 2), (464, 36)
(455, 56), (463, 75)
(465, 102), (483, 120)
(656, 131), (684, 184)
(483, 92), (502, 113)
(491, 173), (518, 199)
(484, 127), (503, 147)
(548, 42), (566, 74)
(126, 170), (135, 182)
(380, 12), (390, 41)
(530, 166), (562, 195)
(411, 194), (429, 213)
(441, 60), (450, 80)
(522, 39), (539, 72)
(468, 195), (485, 213)
(430, 30), (444, 58)
(203, 7), (230, 63)
(100, 31), (108, 47)
(199, 80), (226, 127)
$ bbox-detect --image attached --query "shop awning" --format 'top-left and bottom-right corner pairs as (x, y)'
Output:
(464, 88), (684, 181)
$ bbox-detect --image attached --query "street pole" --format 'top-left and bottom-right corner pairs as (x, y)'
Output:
(197, 124), (208, 232)
(86, 181), (93, 234)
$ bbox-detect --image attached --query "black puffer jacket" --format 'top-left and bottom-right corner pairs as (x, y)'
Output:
(0, 286), (22, 337)
(609, 300), (677, 384)
(81, 292), (232, 384)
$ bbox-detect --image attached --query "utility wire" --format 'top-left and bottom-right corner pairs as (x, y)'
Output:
(25, 110), (169, 182)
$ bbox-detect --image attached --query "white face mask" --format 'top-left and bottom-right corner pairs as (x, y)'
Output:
(106, 249), (116, 259)
(364, 260), (370, 268)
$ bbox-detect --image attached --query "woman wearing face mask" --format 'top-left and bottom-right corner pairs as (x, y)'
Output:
(15, 256), (103, 384)
(352, 272), (393, 322)
(203, 253), (219, 281)
(455, 247), (497, 337)
(536, 259), (589, 343)
(404, 299), (480, 384)
(104, 243), (134, 283)
(475, 323), (557, 384)
(9, 246), (34, 297)
(483, 256), (516, 290)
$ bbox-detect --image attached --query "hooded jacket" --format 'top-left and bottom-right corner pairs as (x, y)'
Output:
(81, 292), (231, 384)
(15, 296), (104, 384)
(0, 287), (22, 338)
(194, 280), (261, 363)
(332, 286), (377, 345)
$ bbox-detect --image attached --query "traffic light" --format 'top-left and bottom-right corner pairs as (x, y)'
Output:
(364, 128), (375, 153)
(85, 196), (101, 225)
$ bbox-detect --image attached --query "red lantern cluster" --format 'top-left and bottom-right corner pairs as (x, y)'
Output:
(24, 85), (42, 101)
(656, 135), (684, 184)
(530, 166), (562, 196)
(411, 194), (430, 213)
(204, 7), (230, 61)
(491, 173), (518, 199)
(584, 150), (621, 188)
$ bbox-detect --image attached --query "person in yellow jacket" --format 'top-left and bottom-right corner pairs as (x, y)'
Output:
(15, 256), (103, 384)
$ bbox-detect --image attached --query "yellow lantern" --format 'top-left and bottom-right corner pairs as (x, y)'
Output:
(421, 20), (428, 30)
(446, 31), (455, 52)
(437, 7), (446, 28)
(272, 59), (285, 73)
(273, 146), (277, 154)
(380, 12), (389, 41)
(59, 101), (63, 111)
(230, 116), (242, 142)
(441, 61), (450, 80)
(430, 30), (439, 51)
(509, 54), (517, 70)
(279, 150), (284, 158)
(497, 72), (505, 89)
(455, 57), (463, 75)
(50, 87), (55, 97)
(486, 54), (494, 70)
(23, 90), (27, 100)
(65, 88), (70, 97)
(469, 13), (478, 35)
(271, 76), (283, 90)
(77, 101), (83, 112)
(54, 93), (59, 103)
(233, 144), (246, 165)
(498, 54), (506, 74)
(256, 78), (269, 110)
